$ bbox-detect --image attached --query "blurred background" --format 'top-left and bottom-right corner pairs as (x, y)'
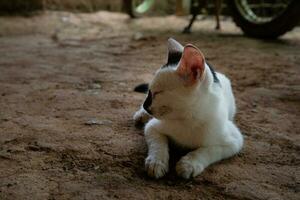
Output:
(1, 0), (299, 39)
(0, 1), (299, 200)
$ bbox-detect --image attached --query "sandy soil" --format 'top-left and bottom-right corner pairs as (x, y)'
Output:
(0, 11), (299, 200)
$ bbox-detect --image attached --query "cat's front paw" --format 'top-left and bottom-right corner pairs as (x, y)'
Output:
(133, 109), (150, 127)
(145, 156), (168, 179)
(176, 157), (204, 179)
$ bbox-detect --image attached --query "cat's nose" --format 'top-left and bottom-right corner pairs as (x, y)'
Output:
(143, 91), (152, 115)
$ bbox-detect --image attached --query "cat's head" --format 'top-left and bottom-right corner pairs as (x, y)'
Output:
(143, 38), (210, 120)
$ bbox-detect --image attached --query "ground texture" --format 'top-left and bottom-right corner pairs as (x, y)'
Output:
(0, 11), (299, 200)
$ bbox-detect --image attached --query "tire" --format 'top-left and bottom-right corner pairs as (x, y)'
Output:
(227, 0), (300, 38)
(123, 0), (154, 18)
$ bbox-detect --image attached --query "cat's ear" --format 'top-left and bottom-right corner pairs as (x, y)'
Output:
(167, 38), (183, 65)
(176, 44), (205, 86)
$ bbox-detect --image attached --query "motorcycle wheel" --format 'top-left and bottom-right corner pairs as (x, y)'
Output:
(123, 0), (155, 18)
(227, 0), (300, 38)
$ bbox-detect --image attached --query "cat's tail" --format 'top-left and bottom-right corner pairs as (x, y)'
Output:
(134, 83), (149, 93)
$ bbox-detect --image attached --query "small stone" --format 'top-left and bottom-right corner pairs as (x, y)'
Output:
(61, 16), (69, 23)
(91, 83), (101, 89)
(133, 32), (144, 41)
(84, 118), (112, 126)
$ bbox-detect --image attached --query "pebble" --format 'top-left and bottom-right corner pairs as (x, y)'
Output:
(84, 118), (112, 126)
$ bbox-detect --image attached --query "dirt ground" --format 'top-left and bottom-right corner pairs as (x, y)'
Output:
(0, 11), (299, 200)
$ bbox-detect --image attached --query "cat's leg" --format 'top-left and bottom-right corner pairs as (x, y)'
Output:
(144, 119), (169, 178)
(133, 106), (151, 126)
(176, 121), (243, 179)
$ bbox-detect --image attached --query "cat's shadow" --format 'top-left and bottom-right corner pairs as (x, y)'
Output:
(167, 140), (194, 177)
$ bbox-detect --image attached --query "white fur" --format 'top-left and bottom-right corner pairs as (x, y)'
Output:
(134, 40), (243, 179)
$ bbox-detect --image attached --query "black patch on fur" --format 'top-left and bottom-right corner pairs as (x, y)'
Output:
(168, 51), (182, 65)
(143, 90), (152, 115)
(162, 51), (182, 68)
(134, 83), (149, 93)
(206, 62), (219, 83)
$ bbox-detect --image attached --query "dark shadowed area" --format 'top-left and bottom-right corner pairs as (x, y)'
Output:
(0, 11), (299, 200)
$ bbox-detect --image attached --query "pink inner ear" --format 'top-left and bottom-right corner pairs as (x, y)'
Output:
(177, 45), (205, 86)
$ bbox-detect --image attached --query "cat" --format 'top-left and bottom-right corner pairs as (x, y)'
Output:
(133, 38), (243, 179)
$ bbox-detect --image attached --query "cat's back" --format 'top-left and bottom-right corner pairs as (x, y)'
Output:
(216, 72), (236, 120)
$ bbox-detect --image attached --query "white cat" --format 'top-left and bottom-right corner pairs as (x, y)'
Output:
(134, 38), (243, 179)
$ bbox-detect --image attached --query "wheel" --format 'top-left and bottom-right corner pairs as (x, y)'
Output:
(227, 0), (300, 38)
(123, 0), (155, 18)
